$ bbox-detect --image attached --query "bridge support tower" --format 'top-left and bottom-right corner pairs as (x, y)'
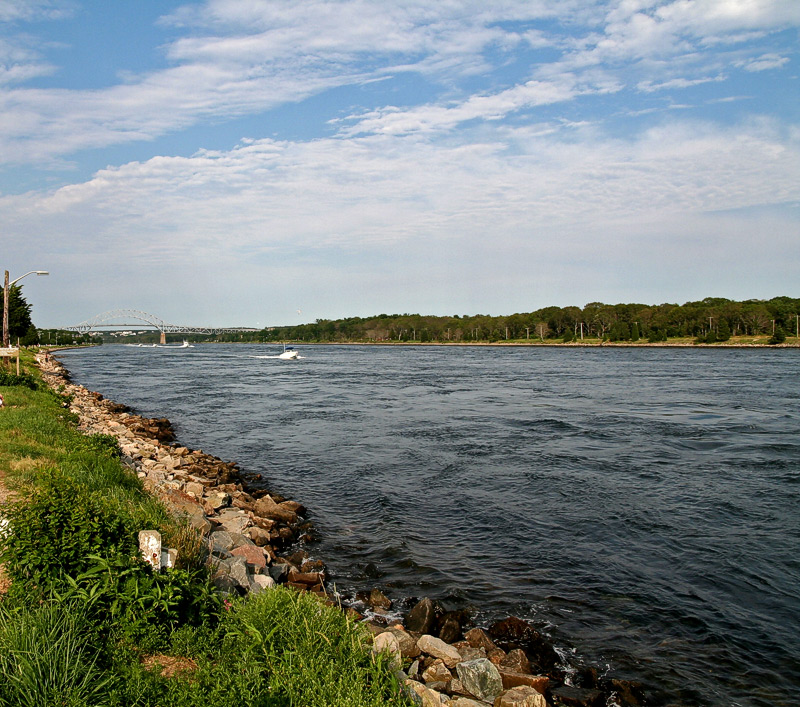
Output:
(160, 331), (166, 345)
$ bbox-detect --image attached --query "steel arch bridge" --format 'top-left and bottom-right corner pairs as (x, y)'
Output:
(64, 309), (259, 343)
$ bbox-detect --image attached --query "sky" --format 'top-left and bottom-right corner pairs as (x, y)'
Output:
(1, 0), (798, 329)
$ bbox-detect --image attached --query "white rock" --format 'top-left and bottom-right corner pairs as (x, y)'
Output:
(373, 632), (402, 669)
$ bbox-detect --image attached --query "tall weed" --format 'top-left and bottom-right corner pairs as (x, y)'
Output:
(0, 601), (114, 707)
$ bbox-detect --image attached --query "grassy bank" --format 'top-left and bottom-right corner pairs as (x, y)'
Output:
(0, 352), (409, 707)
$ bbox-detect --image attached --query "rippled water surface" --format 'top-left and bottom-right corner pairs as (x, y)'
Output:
(58, 344), (800, 706)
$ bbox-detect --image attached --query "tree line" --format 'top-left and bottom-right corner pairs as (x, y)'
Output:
(1, 284), (93, 346)
(254, 297), (799, 344)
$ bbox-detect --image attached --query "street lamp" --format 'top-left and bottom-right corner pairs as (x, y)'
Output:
(3, 270), (49, 348)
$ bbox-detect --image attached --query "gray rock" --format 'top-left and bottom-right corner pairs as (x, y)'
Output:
(211, 572), (238, 594)
(455, 658), (503, 702)
(457, 646), (486, 662)
(228, 556), (251, 589)
(209, 556), (231, 573)
(210, 530), (254, 553)
(216, 509), (252, 534)
(269, 563), (291, 583)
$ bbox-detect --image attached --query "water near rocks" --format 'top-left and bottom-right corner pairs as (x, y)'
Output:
(57, 344), (800, 706)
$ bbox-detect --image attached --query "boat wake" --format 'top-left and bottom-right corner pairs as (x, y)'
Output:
(247, 355), (304, 360)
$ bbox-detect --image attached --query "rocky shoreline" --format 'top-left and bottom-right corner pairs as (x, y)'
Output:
(37, 352), (646, 707)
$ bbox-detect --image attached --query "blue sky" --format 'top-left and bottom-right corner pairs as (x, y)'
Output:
(1, 0), (798, 328)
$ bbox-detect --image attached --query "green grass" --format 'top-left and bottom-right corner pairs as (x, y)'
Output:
(0, 351), (412, 707)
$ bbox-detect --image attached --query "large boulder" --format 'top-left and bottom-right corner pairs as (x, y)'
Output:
(406, 597), (439, 634)
(455, 658), (503, 702)
(252, 496), (298, 524)
(417, 634), (463, 668)
(230, 544), (267, 569)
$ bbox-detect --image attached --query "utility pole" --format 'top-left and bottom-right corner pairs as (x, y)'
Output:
(2, 271), (8, 349)
(580, 322), (584, 340)
(526, 327), (530, 340)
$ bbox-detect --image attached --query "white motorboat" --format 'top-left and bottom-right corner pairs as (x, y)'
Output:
(278, 345), (299, 360)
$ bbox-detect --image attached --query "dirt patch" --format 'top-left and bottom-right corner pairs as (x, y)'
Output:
(142, 655), (199, 679)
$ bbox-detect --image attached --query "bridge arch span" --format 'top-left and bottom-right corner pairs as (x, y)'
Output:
(63, 309), (259, 343)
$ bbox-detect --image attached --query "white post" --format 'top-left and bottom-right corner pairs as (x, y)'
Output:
(139, 530), (162, 570)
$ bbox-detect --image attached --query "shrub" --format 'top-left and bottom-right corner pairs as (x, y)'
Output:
(52, 554), (221, 650)
(0, 471), (134, 593)
(0, 372), (37, 390)
(80, 433), (122, 458)
(769, 327), (786, 345)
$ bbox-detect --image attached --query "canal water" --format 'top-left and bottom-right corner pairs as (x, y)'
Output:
(57, 344), (800, 706)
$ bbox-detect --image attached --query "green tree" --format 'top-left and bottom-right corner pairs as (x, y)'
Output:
(717, 318), (731, 341)
(2, 285), (34, 341)
(630, 323), (640, 342)
(769, 326), (786, 345)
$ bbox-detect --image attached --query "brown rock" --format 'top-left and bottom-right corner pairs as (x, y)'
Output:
(465, 628), (498, 652)
(406, 597), (439, 634)
(500, 649), (531, 675)
(488, 617), (560, 676)
(499, 672), (549, 693)
(385, 627), (422, 659)
(287, 570), (323, 586)
(422, 659), (453, 684)
(494, 686), (547, 707)
(438, 611), (463, 644)
(369, 587), (392, 610)
(488, 648), (507, 666)
(605, 679), (645, 706)
(251, 516), (277, 531)
(230, 545), (266, 569)
(278, 527), (294, 541)
(281, 499), (306, 515)
(253, 496), (298, 524)
(247, 526), (271, 546)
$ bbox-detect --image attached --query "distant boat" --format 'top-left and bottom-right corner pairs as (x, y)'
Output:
(278, 345), (299, 360)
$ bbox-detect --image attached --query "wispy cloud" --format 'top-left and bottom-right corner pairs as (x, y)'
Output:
(1, 0), (797, 167)
(737, 52), (790, 71)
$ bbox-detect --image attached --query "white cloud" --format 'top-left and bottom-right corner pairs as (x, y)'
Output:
(0, 0), (797, 168)
(738, 52), (790, 71)
(0, 0), (75, 23)
(337, 78), (586, 136)
(637, 74), (726, 92)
